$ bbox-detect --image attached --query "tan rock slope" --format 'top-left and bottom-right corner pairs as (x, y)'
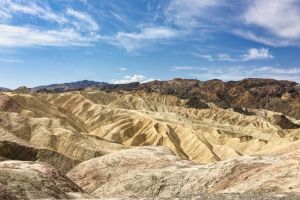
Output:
(0, 89), (299, 199)
(0, 93), (127, 171)
(45, 91), (300, 164)
(67, 145), (300, 198)
(1, 91), (299, 164)
(0, 160), (83, 199)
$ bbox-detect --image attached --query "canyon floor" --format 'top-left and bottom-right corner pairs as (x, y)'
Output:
(1, 82), (300, 199)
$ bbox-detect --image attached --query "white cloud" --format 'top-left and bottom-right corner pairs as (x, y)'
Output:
(218, 48), (273, 61)
(108, 26), (179, 51)
(232, 30), (295, 47)
(243, 48), (273, 61)
(66, 8), (99, 31)
(192, 48), (273, 62)
(165, 0), (300, 47)
(0, 1), (100, 48)
(244, 0), (300, 39)
(118, 67), (127, 71)
(112, 74), (156, 84)
(234, 0), (300, 46)
(0, 24), (98, 47)
(2, 1), (99, 31)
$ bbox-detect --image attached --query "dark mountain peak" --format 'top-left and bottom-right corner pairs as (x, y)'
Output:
(98, 82), (140, 91)
(33, 80), (109, 92)
(14, 86), (31, 94)
(205, 79), (223, 83)
(0, 87), (11, 92)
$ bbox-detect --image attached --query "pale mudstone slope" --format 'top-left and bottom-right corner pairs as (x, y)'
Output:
(45, 91), (300, 164)
(1, 91), (299, 164)
(0, 161), (83, 199)
(68, 146), (300, 199)
(0, 93), (127, 171)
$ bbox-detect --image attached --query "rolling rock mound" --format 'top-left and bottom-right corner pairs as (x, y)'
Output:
(67, 146), (300, 198)
(0, 93), (127, 171)
(45, 91), (300, 164)
(0, 89), (299, 199)
(0, 160), (84, 199)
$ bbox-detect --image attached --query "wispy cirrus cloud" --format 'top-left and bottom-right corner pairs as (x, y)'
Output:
(0, 24), (98, 47)
(0, 0), (67, 24)
(166, 0), (224, 30)
(106, 26), (179, 51)
(192, 48), (273, 62)
(0, 0), (99, 48)
(66, 8), (99, 31)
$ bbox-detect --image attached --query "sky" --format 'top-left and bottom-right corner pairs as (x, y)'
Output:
(0, 0), (300, 89)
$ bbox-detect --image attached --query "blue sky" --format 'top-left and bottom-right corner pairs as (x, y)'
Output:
(0, 0), (300, 88)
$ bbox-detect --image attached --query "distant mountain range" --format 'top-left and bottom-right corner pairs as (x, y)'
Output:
(97, 78), (300, 120)
(33, 78), (300, 120)
(1, 78), (300, 119)
(0, 87), (10, 92)
(31, 80), (142, 92)
(32, 80), (109, 92)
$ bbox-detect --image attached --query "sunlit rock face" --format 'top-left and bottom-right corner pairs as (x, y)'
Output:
(67, 146), (300, 198)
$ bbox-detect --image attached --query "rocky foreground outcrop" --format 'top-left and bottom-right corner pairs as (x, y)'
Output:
(2, 146), (299, 199)
(0, 161), (82, 199)
(67, 146), (300, 199)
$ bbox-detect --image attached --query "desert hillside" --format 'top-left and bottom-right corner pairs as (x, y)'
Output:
(0, 81), (300, 199)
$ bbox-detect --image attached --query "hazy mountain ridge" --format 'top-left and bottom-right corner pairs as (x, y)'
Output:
(32, 80), (109, 92)
(0, 87), (10, 92)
